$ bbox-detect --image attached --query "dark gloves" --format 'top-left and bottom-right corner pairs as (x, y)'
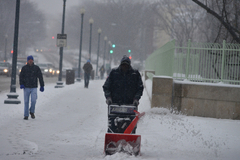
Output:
(40, 86), (44, 92)
(106, 97), (112, 105)
(20, 85), (25, 89)
(133, 99), (139, 107)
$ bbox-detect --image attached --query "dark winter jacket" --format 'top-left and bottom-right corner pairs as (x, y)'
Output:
(20, 63), (44, 88)
(83, 62), (93, 74)
(102, 66), (143, 105)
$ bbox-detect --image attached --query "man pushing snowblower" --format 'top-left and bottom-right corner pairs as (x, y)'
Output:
(102, 55), (144, 155)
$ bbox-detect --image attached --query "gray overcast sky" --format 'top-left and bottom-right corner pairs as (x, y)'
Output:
(29, 0), (80, 15)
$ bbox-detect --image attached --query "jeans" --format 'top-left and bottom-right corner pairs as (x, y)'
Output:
(84, 72), (90, 87)
(24, 88), (37, 117)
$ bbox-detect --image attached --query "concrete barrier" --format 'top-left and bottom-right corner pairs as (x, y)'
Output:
(144, 70), (155, 80)
(173, 82), (240, 119)
(150, 76), (240, 120)
(151, 76), (173, 109)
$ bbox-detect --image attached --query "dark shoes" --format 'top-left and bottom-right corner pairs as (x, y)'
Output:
(30, 113), (35, 119)
(23, 113), (35, 120)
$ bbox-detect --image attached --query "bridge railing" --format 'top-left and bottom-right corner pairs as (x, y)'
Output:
(145, 39), (240, 85)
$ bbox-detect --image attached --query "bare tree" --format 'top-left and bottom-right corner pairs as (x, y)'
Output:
(192, 0), (240, 43)
(152, 0), (206, 46)
(65, 0), (155, 62)
(0, 0), (46, 59)
(0, 0), (15, 60)
(19, 0), (46, 55)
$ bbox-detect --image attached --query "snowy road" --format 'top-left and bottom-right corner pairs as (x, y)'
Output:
(0, 79), (240, 160)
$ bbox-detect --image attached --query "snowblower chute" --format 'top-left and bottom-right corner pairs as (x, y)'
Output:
(104, 105), (145, 156)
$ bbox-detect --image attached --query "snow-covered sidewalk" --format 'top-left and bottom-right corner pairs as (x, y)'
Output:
(0, 79), (240, 160)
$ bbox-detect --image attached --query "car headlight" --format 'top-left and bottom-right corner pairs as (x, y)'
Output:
(49, 69), (53, 73)
(44, 69), (48, 72)
(56, 70), (60, 74)
(3, 69), (8, 73)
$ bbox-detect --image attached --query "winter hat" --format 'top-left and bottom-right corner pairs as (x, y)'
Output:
(87, 59), (90, 63)
(27, 55), (34, 61)
(120, 55), (131, 65)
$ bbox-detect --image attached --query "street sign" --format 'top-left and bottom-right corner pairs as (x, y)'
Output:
(57, 34), (67, 47)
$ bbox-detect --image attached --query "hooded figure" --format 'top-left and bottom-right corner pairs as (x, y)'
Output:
(102, 55), (143, 105)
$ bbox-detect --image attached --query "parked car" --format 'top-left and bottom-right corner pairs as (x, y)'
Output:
(0, 62), (12, 77)
(37, 62), (57, 77)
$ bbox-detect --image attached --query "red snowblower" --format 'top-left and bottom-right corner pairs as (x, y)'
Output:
(104, 105), (145, 156)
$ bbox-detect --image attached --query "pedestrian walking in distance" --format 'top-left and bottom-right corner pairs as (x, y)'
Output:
(99, 65), (105, 80)
(83, 59), (93, 88)
(19, 55), (44, 120)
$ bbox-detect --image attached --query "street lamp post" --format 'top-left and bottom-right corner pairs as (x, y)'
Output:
(103, 36), (107, 69)
(55, 0), (66, 88)
(76, 8), (85, 82)
(89, 18), (94, 61)
(108, 41), (112, 68)
(4, 0), (21, 104)
(96, 28), (102, 78)
(4, 34), (8, 62)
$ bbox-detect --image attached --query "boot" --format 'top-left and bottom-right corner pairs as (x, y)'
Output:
(30, 112), (35, 119)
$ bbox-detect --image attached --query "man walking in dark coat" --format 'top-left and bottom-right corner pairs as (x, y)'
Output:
(83, 59), (93, 88)
(19, 55), (44, 120)
(103, 55), (143, 106)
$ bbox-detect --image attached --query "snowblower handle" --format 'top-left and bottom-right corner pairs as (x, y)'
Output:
(134, 110), (145, 119)
(124, 110), (145, 134)
(134, 110), (139, 114)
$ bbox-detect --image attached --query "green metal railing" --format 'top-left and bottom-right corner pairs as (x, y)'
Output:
(145, 40), (175, 76)
(145, 39), (240, 85)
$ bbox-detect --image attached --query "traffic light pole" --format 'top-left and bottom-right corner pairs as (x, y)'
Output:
(4, 0), (21, 104)
(77, 9), (85, 82)
(96, 29), (101, 78)
(55, 0), (66, 88)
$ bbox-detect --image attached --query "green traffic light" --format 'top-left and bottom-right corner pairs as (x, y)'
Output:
(110, 50), (113, 54)
(128, 50), (131, 53)
(112, 44), (115, 48)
